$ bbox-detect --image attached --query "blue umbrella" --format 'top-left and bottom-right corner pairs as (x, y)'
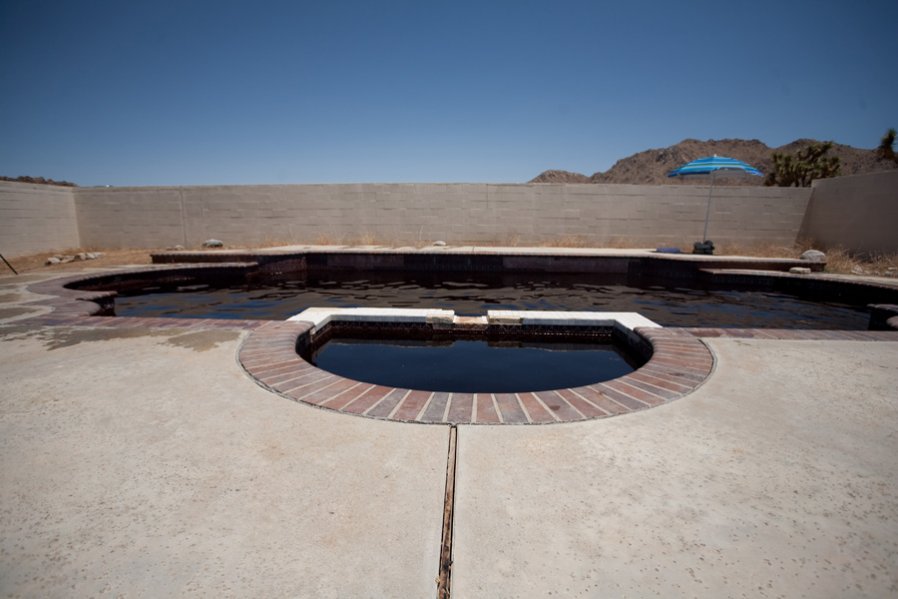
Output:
(667, 155), (763, 247)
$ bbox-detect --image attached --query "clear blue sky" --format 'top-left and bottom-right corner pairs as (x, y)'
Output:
(2, 0), (896, 186)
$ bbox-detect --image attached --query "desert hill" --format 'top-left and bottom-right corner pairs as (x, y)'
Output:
(0, 175), (77, 187)
(530, 138), (897, 185)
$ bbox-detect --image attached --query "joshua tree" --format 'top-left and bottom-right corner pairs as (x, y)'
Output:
(876, 128), (897, 163)
(765, 141), (841, 187)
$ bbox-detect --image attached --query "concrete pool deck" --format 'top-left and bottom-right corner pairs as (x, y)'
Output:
(2, 267), (898, 597)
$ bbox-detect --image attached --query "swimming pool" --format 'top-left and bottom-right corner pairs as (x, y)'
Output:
(105, 270), (874, 329)
(21, 249), (898, 425)
(308, 337), (637, 393)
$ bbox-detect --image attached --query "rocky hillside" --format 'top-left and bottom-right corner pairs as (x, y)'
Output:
(531, 138), (897, 185)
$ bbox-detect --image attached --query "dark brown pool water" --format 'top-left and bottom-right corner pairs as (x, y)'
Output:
(308, 337), (638, 393)
(108, 271), (872, 329)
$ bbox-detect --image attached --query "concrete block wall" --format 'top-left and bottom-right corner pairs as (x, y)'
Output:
(10, 178), (867, 256)
(73, 183), (812, 249)
(0, 182), (80, 257)
(74, 186), (187, 250)
(799, 170), (898, 254)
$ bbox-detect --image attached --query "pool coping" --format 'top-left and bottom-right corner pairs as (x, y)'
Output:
(150, 245), (831, 279)
(237, 313), (714, 425)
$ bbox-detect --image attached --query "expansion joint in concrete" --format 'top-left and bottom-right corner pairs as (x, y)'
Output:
(437, 425), (458, 599)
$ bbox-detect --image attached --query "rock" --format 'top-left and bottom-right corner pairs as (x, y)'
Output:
(851, 265), (867, 275)
(800, 249), (826, 262)
(202, 239), (224, 248)
(167, 245), (185, 251)
(432, 240), (447, 247)
(692, 240), (715, 255)
(789, 267), (811, 274)
(44, 250), (101, 264)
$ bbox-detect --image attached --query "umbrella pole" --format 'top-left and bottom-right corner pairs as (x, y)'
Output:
(701, 170), (715, 241)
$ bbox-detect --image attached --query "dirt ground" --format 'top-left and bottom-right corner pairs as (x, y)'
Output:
(3, 248), (156, 274)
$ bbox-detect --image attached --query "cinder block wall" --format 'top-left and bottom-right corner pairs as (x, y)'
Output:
(799, 170), (898, 254)
(0, 182), (80, 257)
(72, 183), (812, 249)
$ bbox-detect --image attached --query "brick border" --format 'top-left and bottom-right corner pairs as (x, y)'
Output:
(20, 266), (266, 331)
(237, 322), (715, 425)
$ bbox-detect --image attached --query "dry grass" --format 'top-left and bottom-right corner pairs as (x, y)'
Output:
(717, 241), (898, 277)
(307, 232), (407, 247)
(532, 236), (665, 249)
(818, 247), (898, 277)
(344, 232), (382, 246)
(5, 247), (157, 274)
(496, 234), (523, 247)
(538, 235), (594, 248)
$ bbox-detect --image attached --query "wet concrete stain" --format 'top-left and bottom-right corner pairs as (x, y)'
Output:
(0, 307), (40, 320)
(164, 329), (240, 352)
(39, 327), (171, 350)
(0, 325), (239, 352)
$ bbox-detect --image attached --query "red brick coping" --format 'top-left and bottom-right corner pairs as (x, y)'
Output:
(237, 321), (715, 425)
